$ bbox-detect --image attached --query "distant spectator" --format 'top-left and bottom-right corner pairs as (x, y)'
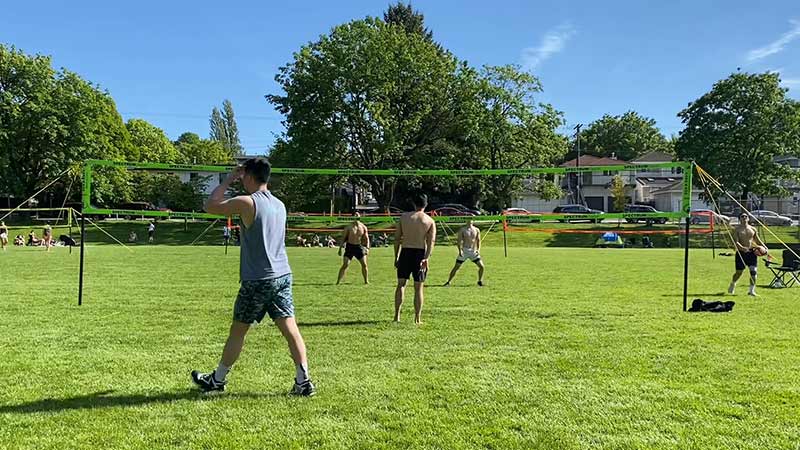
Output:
(147, 221), (156, 244)
(28, 230), (40, 246)
(223, 225), (231, 246)
(14, 234), (24, 246)
(128, 230), (138, 243)
(0, 221), (8, 251)
(43, 225), (53, 251)
(296, 235), (307, 247)
(311, 234), (321, 247)
(326, 235), (336, 248)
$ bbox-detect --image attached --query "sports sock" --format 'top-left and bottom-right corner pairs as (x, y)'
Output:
(295, 363), (310, 384)
(213, 363), (230, 382)
(748, 285), (756, 295)
(728, 282), (735, 294)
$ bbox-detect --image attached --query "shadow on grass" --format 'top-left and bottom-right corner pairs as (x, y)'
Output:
(0, 389), (281, 414)
(298, 320), (383, 327)
(662, 292), (727, 297)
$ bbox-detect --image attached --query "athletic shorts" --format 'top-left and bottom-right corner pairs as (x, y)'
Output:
(233, 274), (294, 324)
(396, 248), (427, 282)
(344, 243), (365, 260)
(735, 250), (758, 271)
(0, 232), (7, 240)
(456, 248), (481, 263)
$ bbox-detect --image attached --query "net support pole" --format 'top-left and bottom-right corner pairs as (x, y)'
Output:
(683, 217), (690, 312)
(78, 213), (86, 306)
(503, 218), (508, 258)
(711, 217), (716, 259)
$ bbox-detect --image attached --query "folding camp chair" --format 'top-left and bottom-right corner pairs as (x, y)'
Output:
(764, 248), (800, 289)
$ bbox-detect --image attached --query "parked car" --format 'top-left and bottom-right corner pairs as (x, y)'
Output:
(746, 210), (793, 226)
(502, 207), (542, 223)
(623, 204), (669, 224)
(552, 204), (604, 223)
(429, 203), (482, 216)
(432, 207), (475, 217)
(690, 209), (731, 225)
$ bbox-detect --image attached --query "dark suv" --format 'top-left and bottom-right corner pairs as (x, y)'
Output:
(552, 204), (604, 223)
(623, 204), (669, 224)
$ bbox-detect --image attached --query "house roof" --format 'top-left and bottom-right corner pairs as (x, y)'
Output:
(560, 155), (628, 167)
(631, 151), (674, 163)
(651, 179), (685, 195)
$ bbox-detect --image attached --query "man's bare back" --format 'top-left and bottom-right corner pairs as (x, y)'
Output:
(398, 211), (435, 250)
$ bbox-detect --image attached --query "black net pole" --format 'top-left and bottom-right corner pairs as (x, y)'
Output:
(78, 214), (86, 306)
(683, 217), (690, 312)
(711, 221), (716, 259)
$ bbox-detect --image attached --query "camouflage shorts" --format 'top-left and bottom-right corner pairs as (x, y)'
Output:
(233, 274), (294, 324)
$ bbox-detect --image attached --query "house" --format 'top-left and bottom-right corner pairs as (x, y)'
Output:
(173, 156), (252, 197)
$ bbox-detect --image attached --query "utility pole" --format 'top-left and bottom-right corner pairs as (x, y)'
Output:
(574, 124), (583, 205)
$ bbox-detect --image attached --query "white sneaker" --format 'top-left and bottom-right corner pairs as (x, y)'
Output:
(748, 288), (757, 297)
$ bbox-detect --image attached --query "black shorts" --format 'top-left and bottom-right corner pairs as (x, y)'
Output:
(396, 248), (427, 282)
(344, 243), (365, 260)
(735, 250), (758, 270)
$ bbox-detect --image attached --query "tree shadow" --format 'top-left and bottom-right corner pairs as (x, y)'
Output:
(298, 320), (383, 327)
(0, 389), (280, 415)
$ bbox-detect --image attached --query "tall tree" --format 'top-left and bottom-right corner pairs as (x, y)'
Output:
(474, 65), (567, 208)
(579, 111), (671, 161)
(209, 100), (242, 156)
(175, 132), (232, 164)
(126, 119), (181, 163)
(383, 2), (433, 41)
(0, 44), (135, 204)
(267, 18), (477, 210)
(676, 72), (800, 202)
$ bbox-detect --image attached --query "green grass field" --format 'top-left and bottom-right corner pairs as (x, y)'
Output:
(2, 244), (799, 449)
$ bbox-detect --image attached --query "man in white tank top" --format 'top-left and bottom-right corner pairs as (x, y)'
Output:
(191, 158), (315, 396)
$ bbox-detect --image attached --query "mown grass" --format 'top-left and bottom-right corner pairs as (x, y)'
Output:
(1, 244), (799, 449)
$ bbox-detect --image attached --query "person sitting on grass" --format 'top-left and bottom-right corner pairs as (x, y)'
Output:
(295, 235), (307, 247)
(128, 230), (138, 243)
(14, 234), (25, 246)
(27, 230), (40, 246)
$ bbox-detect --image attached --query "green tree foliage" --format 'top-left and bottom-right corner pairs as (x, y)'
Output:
(126, 119), (181, 163)
(383, 2), (433, 41)
(580, 111), (671, 161)
(0, 44), (134, 204)
(267, 18), (479, 210)
(475, 65), (567, 208)
(175, 132), (231, 164)
(209, 100), (242, 156)
(137, 173), (210, 212)
(266, 19), (566, 211)
(676, 72), (800, 201)
(610, 175), (626, 212)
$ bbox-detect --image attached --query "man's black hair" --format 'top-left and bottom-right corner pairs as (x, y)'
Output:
(410, 192), (428, 209)
(243, 157), (272, 184)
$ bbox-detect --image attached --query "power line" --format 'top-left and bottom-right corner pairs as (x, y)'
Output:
(120, 111), (282, 121)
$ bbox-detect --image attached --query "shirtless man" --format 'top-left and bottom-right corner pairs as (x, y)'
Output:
(43, 225), (53, 251)
(729, 213), (767, 296)
(444, 219), (485, 286)
(0, 221), (8, 251)
(394, 193), (436, 324)
(337, 212), (370, 284)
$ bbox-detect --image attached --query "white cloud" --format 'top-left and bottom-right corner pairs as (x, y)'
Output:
(521, 23), (576, 71)
(746, 20), (800, 62)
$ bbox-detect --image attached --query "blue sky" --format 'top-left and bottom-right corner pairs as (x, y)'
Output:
(2, 0), (799, 154)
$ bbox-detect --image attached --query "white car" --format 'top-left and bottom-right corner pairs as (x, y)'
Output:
(746, 210), (792, 226)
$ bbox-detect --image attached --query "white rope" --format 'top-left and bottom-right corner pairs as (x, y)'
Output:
(0, 169), (69, 223)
